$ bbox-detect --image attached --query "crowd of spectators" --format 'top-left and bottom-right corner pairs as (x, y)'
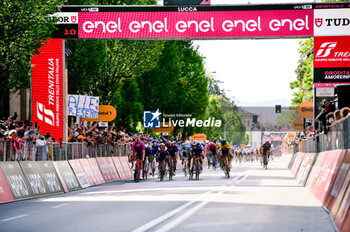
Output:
(0, 115), (171, 161)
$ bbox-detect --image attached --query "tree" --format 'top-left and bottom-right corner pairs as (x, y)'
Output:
(290, 38), (313, 106)
(0, 0), (63, 117)
(138, 41), (209, 136)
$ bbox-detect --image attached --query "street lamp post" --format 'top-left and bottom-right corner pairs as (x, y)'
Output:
(224, 118), (240, 140)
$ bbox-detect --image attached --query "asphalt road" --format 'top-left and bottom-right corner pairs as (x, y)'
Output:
(0, 158), (335, 232)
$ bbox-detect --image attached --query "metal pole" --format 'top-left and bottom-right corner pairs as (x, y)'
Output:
(224, 118), (240, 140)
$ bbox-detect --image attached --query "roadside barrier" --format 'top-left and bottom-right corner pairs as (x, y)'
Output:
(0, 167), (14, 203)
(96, 157), (120, 182)
(0, 162), (32, 201)
(1, 141), (131, 162)
(88, 158), (105, 185)
(79, 158), (99, 186)
(19, 161), (64, 197)
(283, 148), (350, 232)
(68, 160), (90, 188)
(0, 152), (134, 204)
(53, 161), (81, 193)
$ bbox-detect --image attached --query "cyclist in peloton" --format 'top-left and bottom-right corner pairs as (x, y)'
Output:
(157, 143), (170, 176)
(167, 142), (179, 174)
(262, 141), (271, 166)
(180, 140), (190, 168)
(129, 138), (145, 179)
(219, 140), (232, 169)
(189, 141), (204, 172)
(208, 141), (218, 168)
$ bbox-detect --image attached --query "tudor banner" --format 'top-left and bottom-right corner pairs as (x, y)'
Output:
(32, 39), (64, 141)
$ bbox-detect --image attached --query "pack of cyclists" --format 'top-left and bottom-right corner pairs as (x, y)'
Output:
(129, 135), (273, 181)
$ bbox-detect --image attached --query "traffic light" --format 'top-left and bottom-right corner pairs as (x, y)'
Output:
(275, 105), (282, 113)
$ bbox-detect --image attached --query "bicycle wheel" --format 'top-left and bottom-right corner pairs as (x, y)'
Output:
(134, 166), (140, 183)
(195, 161), (200, 180)
(144, 160), (148, 180)
(169, 160), (173, 180)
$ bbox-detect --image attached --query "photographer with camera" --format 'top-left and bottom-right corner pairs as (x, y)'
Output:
(315, 99), (335, 135)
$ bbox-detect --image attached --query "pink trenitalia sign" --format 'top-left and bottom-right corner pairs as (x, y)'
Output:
(78, 10), (313, 39)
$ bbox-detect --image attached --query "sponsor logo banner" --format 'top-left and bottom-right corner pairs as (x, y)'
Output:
(314, 67), (350, 83)
(144, 110), (161, 128)
(32, 39), (64, 141)
(314, 36), (350, 68)
(68, 95), (99, 119)
(48, 13), (79, 24)
(78, 10), (313, 39)
(314, 9), (350, 36)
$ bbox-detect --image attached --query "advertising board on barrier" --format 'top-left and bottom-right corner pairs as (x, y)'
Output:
(32, 39), (64, 141)
(325, 150), (350, 212)
(67, 95), (99, 119)
(0, 162), (32, 200)
(68, 160), (90, 188)
(88, 158), (105, 185)
(53, 161), (81, 192)
(96, 157), (120, 182)
(112, 157), (127, 180)
(19, 161), (64, 197)
(79, 159), (98, 186)
(0, 168), (15, 203)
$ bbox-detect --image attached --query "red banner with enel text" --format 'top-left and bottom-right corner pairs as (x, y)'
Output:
(32, 39), (64, 142)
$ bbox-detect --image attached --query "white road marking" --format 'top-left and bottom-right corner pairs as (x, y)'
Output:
(1, 214), (29, 222)
(131, 170), (253, 232)
(155, 169), (254, 232)
(51, 203), (70, 209)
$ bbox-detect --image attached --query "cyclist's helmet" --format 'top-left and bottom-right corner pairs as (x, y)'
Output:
(192, 141), (197, 146)
(221, 140), (226, 145)
(169, 142), (174, 148)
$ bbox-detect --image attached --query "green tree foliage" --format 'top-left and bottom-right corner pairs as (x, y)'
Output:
(275, 107), (301, 126)
(290, 38), (313, 106)
(0, 0), (63, 94)
(138, 41), (209, 135)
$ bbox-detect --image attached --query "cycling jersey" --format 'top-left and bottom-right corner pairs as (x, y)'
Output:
(191, 143), (203, 157)
(208, 143), (218, 154)
(219, 143), (231, 155)
(157, 149), (169, 162)
(150, 144), (159, 156)
(131, 140), (145, 159)
(180, 142), (190, 154)
(168, 145), (179, 158)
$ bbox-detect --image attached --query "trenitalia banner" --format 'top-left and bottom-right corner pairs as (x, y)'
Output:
(32, 39), (64, 141)
(314, 36), (350, 68)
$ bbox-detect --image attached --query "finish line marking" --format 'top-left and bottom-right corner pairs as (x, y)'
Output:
(155, 169), (254, 232)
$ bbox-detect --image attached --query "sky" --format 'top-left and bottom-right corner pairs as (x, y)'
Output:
(191, 0), (314, 107)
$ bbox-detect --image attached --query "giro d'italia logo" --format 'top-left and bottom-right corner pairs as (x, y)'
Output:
(143, 109), (161, 128)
